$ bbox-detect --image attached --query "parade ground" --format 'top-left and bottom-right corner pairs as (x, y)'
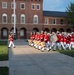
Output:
(9, 40), (74, 75)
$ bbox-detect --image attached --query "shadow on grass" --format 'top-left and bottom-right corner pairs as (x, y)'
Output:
(57, 49), (74, 57)
(0, 54), (8, 61)
(0, 67), (9, 75)
(0, 41), (7, 45)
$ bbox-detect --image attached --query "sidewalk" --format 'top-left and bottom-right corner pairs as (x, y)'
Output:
(0, 61), (9, 67)
(9, 40), (74, 75)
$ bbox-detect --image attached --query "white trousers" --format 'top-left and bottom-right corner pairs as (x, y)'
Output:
(66, 44), (71, 50)
(69, 42), (74, 50)
(9, 41), (15, 47)
(45, 42), (51, 50)
(60, 42), (66, 50)
(54, 42), (61, 50)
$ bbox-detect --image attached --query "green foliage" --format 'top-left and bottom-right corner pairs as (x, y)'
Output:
(0, 41), (8, 61)
(57, 49), (74, 57)
(0, 67), (9, 75)
(66, 3), (74, 27)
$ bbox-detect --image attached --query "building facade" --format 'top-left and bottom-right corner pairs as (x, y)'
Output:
(0, 0), (73, 39)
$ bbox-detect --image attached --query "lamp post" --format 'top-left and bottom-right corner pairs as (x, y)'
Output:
(13, 0), (16, 39)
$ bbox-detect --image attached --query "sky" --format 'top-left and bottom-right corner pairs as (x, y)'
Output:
(43, 0), (74, 11)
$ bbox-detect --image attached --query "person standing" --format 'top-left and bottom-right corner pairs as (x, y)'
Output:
(8, 32), (15, 48)
(50, 32), (58, 51)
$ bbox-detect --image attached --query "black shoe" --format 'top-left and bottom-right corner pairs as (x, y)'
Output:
(53, 50), (56, 51)
(41, 50), (44, 52)
(13, 46), (15, 48)
(48, 50), (50, 52)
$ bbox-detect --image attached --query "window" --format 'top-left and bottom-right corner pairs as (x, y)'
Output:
(20, 14), (25, 24)
(11, 3), (16, 9)
(60, 19), (64, 24)
(33, 15), (38, 24)
(20, 3), (25, 9)
(45, 18), (49, 24)
(11, 14), (16, 24)
(36, 4), (40, 10)
(52, 19), (56, 24)
(32, 4), (35, 10)
(2, 2), (7, 9)
(2, 14), (7, 23)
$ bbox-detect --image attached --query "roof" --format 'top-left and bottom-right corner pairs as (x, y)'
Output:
(43, 11), (67, 17)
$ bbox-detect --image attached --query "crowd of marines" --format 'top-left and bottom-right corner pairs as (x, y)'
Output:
(28, 30), (74, 52)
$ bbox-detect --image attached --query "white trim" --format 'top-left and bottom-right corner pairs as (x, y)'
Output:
(31, 4), (36, 10)
(11, 2), (16, 9)
(11, 14), (16, 24)
(20, 14), (25, 24)
(20, 3), (25, 9)
(2, 2), (7, 9)
(33, 15), (38, 24)
(2, 13), (7, 24)
(44, 18), (49, 25)
(36, 4), (40, 10)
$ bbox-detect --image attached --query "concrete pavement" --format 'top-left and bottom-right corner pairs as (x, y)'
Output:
(9, 40), (74, 75)
(0, 61), (9, 67)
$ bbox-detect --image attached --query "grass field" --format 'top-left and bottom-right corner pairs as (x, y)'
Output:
(0, 67), (9, 75)
(0, 41), (8, 61)
(57, 48), (74, 57)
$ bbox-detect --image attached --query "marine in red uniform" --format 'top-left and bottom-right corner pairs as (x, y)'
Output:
(44, 32), (49, 43)
(40, 30), (44, 41)
(60, 33), (66, 50)
(8, 32), (15, 48)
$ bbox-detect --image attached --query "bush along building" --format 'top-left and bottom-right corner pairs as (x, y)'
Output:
(0, 0), (73, 39)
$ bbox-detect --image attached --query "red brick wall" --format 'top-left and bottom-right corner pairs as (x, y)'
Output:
(0, 0), (73, 39)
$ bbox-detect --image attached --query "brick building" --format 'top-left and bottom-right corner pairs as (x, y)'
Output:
(0, 0), (73, 39)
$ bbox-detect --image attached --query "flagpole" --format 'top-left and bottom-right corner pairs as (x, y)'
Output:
(13, 0), (16, 39)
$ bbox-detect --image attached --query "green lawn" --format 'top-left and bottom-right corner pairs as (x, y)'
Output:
(57, 48), (74, 57)
(0, 67), (9, 75)
(0, 41), (8, 61)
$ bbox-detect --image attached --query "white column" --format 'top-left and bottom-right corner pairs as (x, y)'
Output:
(13, 0), (16, 35)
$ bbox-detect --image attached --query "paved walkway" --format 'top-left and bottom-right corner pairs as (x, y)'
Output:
(9, 40), (74, 75)
(0, 61), (9, 67)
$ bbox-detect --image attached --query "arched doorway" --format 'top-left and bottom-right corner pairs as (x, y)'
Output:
(59, 28), (64, 33)
(66, 28), (72, 33)
(20, 28), (26, 39)
(51, 28), (57, 33)
(1, 28), (8, 39)
(44, 28), (50, 32)
(33, 28), (39, 32)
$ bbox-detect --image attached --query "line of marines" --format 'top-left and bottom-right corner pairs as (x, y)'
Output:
(28, 30), (74, 52)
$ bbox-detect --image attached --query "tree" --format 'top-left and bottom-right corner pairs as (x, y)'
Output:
(66, 3), (74, 27)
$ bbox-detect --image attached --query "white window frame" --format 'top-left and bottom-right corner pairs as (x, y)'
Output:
(2, 14), (7, 24)
(20, 14), (25, 24)
(33, 15), (38, 24)
(31, 4), (35, 10)
(2, 2), (7, 9)
(45, 18), (49, 25)
(20, 3), (25, 9)
(11, 2), (16, 9)
(11, 14), (16, 24)
(52, 19), (56, 25)
(36, 4), (40, 10)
